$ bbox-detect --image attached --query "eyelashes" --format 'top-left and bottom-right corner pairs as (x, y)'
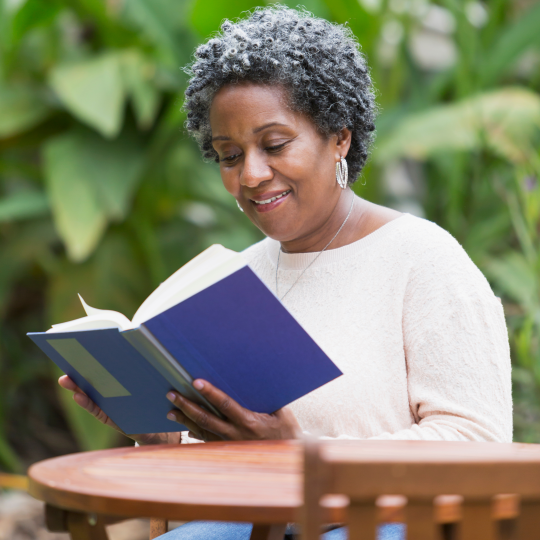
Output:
(220, 154), (240, 163)
(266, 142), (287, 152)
(220, 141), (289, 164)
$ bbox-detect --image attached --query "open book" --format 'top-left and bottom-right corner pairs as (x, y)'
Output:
(29, 245), (341, 435)
(47, 245), (246, 334)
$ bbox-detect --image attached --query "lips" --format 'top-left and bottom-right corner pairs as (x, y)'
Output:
(249, 190), (291, 213)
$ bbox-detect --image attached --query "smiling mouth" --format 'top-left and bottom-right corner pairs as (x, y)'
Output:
(251, 190), (291, 205)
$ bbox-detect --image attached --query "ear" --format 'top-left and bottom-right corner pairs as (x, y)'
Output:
(334, 127), (352, 160)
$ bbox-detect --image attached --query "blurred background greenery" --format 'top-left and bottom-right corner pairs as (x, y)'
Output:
(0, 0), (539, 473)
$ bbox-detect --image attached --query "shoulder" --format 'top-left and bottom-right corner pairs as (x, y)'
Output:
(392, 213), (463, 251)
(391, 214), (479, 273)
(395, 215), (500, 308)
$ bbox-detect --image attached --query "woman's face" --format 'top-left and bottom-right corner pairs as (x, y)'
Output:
(209, 83), (350, 243)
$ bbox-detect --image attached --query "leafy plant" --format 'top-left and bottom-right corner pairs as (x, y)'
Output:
(0, 0), (539, 471)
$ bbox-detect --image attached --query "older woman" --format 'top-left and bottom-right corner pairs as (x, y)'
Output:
(59, 6), (512, 540)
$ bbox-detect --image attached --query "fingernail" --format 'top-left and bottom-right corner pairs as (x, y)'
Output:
(193, 380), (204, 390)
(166, 392), (176, 402)
(167, 413), (176, 421)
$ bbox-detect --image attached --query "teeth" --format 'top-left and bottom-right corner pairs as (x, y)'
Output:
(253, 190), (290, 205)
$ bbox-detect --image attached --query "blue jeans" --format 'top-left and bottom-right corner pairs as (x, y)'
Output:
(157, 521), (405, 540)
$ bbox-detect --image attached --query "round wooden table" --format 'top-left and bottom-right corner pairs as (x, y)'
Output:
(27, 439), (523, 540)
(29, 441), (320, 522)
(29, 440), (345, 540)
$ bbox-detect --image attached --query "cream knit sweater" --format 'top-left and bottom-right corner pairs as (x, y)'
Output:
(240, 213), (513, 442)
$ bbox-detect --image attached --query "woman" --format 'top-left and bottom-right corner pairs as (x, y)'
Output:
(59, 6), (512, 539)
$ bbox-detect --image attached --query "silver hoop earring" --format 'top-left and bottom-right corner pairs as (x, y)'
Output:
(336, 157), (348, 189)
(236, 200), (244, 212)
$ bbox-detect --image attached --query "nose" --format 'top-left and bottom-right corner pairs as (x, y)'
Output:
(241, 149), (273, 188)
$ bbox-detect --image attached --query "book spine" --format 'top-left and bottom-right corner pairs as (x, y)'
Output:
(121, 327), (225, 420)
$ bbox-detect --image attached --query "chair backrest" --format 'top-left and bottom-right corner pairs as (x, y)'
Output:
(300, 439), (540, 540)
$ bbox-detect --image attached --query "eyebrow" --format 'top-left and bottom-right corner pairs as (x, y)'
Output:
(211, 122), (288, 142)
(253, 122), (287, 134)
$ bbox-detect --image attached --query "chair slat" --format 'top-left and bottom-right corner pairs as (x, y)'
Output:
(348, 500), (377, 540)
(301, 437), (327, 540)
(406, 499), (437, 540)
(516, 500), (540, 540)
(301, 441), (540, 540)
(149, 519), (168, 540)
(460, 501), (496, 540)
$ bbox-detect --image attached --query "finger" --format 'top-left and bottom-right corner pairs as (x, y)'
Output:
(167, 392), (235, 439)
(167, 408), (203, 437)
(72, 390), (124, 434)
(58, 375), (85, 394)
(167, 410), (220, 442)
(190, 430), (222, 442)
(191, 380), (247, 423)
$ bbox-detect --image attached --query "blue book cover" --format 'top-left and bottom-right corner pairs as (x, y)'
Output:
(28, 265), (342, 435)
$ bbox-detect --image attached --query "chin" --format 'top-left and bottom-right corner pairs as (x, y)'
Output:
(246, 201), (301, 242)
(254, 222), (298, 243)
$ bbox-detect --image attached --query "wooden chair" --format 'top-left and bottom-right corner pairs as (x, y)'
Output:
(300, 439), (540, 540)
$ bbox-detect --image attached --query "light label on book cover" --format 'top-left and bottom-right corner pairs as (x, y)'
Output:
(47, 338), (131, 398)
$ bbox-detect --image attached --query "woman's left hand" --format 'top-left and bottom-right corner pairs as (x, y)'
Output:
(166, 379), (302, 442)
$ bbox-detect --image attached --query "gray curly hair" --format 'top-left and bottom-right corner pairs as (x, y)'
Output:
(184, 6), (377, 185)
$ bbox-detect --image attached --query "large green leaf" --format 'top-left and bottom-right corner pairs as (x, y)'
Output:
(121, 0), (187, 64)
(376, 87), (540, 165)
(0, 84), (50, 138)
(484, 251), (539, 311)
(43, 128), (145, 262)
(190, 0), (262, 38)
(44, 135), (107, 262)
(10, 0), (61, 44)
(121, 50), (161, 130)
(480, 2), (540, 87)
(49, 53), (126, 138)
(0, 190), (49, 222)
(320, 0), (379, 52)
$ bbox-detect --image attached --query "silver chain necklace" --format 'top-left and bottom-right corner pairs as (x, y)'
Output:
(276, 192), (355, 301)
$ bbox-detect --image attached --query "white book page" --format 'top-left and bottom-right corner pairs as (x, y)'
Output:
(45, 244), (245, 333)
(131, 244), (226, 324)
(132, 246), (245, 326)
(132, 255), (245, 326)
(47, 312), (132, 333)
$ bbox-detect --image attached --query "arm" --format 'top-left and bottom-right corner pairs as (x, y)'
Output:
(371, 229), (512, 442)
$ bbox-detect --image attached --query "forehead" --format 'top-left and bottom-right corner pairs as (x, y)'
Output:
(209, 83), (300, 135)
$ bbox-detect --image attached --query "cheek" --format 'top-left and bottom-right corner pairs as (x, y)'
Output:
(219, 167), (239, 196)
(289, 144), (334, 189)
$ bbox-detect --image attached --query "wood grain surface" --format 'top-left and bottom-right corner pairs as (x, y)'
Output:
(28, 440), (532, 526)
(302, 440), (540, 540)
(29, 440), (310, 523)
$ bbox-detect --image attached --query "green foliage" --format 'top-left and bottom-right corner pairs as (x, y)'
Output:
(376, 88), (540, 164)
(0, 84), (51, 138)
(0, 0), (540, 470)
(191, 0), (263, 37)
(50, 54), (127, 138)
(44, 126), (145, 261)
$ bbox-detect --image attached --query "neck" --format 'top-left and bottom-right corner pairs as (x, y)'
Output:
(279, 189), (359, 254)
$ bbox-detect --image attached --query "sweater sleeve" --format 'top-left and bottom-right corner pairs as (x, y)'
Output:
(370, 224), (512, 442)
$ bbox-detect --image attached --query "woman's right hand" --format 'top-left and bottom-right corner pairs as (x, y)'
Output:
(58, 375), (182, 446)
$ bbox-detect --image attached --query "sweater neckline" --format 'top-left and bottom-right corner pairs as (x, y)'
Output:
(266, 213), (412, 271)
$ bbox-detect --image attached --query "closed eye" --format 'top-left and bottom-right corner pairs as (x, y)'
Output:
(220, 153), (241, 164)
(265, 142), (288, 153)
